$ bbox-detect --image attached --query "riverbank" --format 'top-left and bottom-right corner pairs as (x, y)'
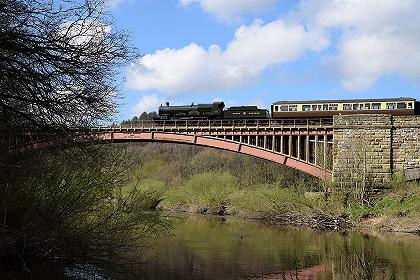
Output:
(124, 142), (420, 235)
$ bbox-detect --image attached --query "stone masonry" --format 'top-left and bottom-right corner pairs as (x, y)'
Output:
(333, 114), (420, 188)
(392, 116), (420, 171)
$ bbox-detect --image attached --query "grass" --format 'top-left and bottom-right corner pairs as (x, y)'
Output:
(134, 170), (347, 220)
(122, 143), (420, 233)
(349, 182), (420, 220)
(161, 172), (237, 213)
(230, 186), (312, 217)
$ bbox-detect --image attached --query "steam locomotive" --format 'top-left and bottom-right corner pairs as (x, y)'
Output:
(158, 98), (419, 120)
(158, 102), (269, 120)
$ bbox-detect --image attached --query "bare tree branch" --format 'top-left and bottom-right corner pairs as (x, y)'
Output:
(0, 0), (136, 137)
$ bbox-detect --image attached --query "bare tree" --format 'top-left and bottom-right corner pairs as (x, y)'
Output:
(0, 0), (135, 136)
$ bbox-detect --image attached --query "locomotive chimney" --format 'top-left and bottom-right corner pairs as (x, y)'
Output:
(165, 102), (169, 106)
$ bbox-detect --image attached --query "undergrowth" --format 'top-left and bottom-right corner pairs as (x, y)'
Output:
(122, 143), (420, 232)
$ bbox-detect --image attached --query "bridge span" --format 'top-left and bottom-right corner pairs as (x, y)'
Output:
(94, 114), (420, 187)
(94, 118), (334, 180)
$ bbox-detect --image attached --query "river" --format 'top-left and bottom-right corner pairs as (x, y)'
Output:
(3, 213), (420, 279)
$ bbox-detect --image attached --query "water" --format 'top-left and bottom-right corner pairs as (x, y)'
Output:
(132, 214), (420, 280)
(3, 213), (420, 279)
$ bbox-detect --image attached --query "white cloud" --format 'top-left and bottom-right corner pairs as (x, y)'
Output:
(108, 0), (136, 9)
(127, 19), (327, 94)
(61, 20), (112, 48)
(128, 0), (420, 94)
(297, 0), (420, 91)
(179, 0), (278, 21)
(335, 32), (420, 91)
(132, 95), (164, 115)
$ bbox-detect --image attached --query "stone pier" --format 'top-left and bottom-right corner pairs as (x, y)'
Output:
(333, 114), (420, 188)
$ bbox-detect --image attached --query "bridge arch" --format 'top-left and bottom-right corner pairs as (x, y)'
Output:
(99, 131), (331, 180)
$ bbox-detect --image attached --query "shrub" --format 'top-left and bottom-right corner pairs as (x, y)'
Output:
(162, 172), (238, 213)
(0, 145), (168, 262)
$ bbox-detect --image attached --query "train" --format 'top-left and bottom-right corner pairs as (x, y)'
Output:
(158, 101), (269, 119)
(158, 98), (419, 120)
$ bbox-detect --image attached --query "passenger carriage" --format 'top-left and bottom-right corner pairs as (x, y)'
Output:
(271, 98), (418, 118)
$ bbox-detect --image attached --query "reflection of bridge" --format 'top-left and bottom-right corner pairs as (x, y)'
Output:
(94, 118), (334, 179)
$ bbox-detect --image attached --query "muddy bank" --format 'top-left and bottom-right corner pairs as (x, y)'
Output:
(359, 216), (420, 235)
(246, 265), (331, 280)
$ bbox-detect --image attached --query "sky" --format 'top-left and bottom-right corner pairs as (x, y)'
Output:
(108, 0), (420, 121)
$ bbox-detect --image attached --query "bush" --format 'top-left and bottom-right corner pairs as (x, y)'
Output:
(0, 145), (168, 262)
(162, 172), (238, 213)
(230, 186), (311, 217)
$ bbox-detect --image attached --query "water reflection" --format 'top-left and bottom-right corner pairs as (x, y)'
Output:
(3, 213), (420, 279)
(129, 214), (420, 280)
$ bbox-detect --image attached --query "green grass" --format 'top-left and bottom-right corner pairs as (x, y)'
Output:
(348, 182), (420, 220)
(161, 172), (238, 213)
(230, 186), (312, 217)
(133, 171), (349, 219)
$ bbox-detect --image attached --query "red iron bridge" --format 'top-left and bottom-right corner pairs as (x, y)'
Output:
(93, 118), (334, 180)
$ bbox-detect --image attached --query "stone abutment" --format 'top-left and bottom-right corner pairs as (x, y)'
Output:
(333, 114), (420, 189)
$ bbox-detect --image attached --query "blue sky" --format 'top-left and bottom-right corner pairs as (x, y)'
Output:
(108, 0), (420, 121)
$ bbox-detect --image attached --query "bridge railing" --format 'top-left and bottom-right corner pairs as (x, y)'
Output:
(108, 118), (333, 129)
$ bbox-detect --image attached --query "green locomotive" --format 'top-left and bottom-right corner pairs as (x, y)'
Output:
(158, 102), (269, 120)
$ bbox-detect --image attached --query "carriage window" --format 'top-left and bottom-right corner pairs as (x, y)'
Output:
(289, 105), (297, 111)
(372, 103), (381, 109)
(312, 105), (318, 111)
(353, 104), (360, 110)
(329, 104), (338, 110)
(274, 105), (279, 112)
(302, 105), (311, 111)
(343, 104), (352, 110)
(365, 103), (370, 110)
(408, 102), (413, 109)
(397, 102), (407, 109)
(318, 105), (322, 110)
(323, 104), (328, 111)
(386, 103), (396, 109)
(280, 105), (288, 111)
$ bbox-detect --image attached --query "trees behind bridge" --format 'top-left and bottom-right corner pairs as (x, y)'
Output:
(121, 111), (158, 125)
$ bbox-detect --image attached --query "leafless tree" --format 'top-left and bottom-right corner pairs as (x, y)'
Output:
(0, 0), (135, 140)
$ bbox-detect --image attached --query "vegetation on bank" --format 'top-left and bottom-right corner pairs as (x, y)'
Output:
(124, 142), (420, 233)
(0, 145), (169, 266)
(350, 180), (420, 233)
